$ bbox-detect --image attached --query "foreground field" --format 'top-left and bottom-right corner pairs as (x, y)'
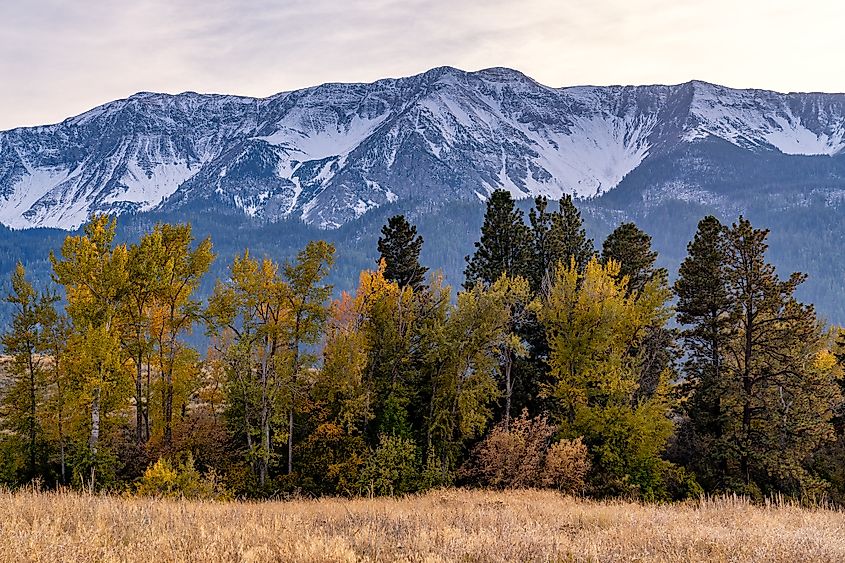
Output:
(0, 489), (843, 562)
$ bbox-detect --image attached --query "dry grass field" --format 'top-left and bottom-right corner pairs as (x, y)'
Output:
(0, 488), (843, 562)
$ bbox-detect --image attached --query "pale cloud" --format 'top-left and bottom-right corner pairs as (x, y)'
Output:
(1, 0), (843, 129)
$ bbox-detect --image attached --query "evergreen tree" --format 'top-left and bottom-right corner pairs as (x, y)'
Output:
(464, 190), (532, 288)
(674, 216), (732, 488)
(717, 217), (839, 495)
(1, 263), (57, 481)
(377, 215), (428, 291)
(528, 196), (594, 293)
(676, 216), (840, 495)
(601, 222), (666, 295)
(528, 196), (554, 293)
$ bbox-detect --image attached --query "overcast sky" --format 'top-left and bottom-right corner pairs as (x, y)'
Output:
(1, 0), (843, 129)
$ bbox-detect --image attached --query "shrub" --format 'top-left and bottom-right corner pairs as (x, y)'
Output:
(136, 454), (230, 500)
(660, 463), (704, 501)
(542, 437), (590, 493)
(357, 434), (420, 496)
(298, 422), (366, 496)
(460, 411), (555, 489)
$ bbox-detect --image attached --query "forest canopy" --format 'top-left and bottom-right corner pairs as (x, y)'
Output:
(1, 192), (843, 503)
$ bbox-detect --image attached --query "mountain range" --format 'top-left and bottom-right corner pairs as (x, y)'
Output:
(1, 66), (845, 320)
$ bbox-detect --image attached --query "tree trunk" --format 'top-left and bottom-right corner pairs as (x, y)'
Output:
(55, 359), (66, 485)
(164, 330), (175, 448)
(135, 351), (144, 445)
(145, 362), (152, 441)
(287, 410), (294, 475)
(711, 320), (727, 485)
(503, 352), (513, 430)
(164, 373), (173, 447)
(60, 440), (66, 486)
(259, 351), (270, 487)
(89, 387), (101, 490)
(288, 322), (301, 476)
(740, 303), (754, 485)
(27, 349), (37, 477)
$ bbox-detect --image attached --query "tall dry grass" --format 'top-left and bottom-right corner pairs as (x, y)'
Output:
(0, 488), (843, 562)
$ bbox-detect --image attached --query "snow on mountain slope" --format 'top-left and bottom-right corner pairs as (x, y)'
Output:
(686, 82), (845, 155)
(2, 68), (845, 230)
(0, 92), (260, 229)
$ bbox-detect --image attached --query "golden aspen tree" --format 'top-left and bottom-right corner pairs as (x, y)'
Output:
(149, 224), (213, 448)
(51, 215), (130, 489)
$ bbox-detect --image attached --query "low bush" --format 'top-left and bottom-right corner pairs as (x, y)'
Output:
(136, 454), (230, 500)
(460, 411), (591, 492)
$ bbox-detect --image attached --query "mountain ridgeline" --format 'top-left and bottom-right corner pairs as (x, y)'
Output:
(1, 66), (845, 320)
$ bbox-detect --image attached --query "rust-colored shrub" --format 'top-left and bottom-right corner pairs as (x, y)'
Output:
(541, 437), (590, 493)
(461, 411), (554, 489)
(462, 410), (591, 492)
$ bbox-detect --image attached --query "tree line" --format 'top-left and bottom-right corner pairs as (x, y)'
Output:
(1, 191), (843, 502)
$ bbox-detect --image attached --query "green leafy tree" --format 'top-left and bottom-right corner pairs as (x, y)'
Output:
(602, 222), (674, 404)
(355, 262), (439, 443)
(278, 241), (335, 475)
(149, 224), (213, 447)
(487, 275), (536, 428)
(206, 241), (333, 486)
(40, 299), (72, 484)
(423, 281), (509, 475)
(0, 263), (57, 481)
(123, 228), (165, 444)
(540, 257), (674, 498)
(206, 251), (289, 488)
(377, 214), (428, 291)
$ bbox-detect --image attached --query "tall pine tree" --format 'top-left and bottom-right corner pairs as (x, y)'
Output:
(720, 217), (838, 495)
(674, 215), (732, 489)
(677, 216), (840, 496)
(377, 215), (428, 291)
(528, 195), (593, 293)
(601, 222), (666, 295)
(1, 263), (57, 482)
(464, 190), (532, 288)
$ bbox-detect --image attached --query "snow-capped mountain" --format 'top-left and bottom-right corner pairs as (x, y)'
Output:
(2, 66), (845, 230)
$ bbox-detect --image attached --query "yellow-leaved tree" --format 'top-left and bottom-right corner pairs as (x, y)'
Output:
(539, 257), (674, 498)
(51, 215), (131, 489)
(206, 241), (333, 488)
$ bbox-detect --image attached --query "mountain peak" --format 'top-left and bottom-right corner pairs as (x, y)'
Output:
(3, 67), (845, 230)
(471, 67), (533, 82)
